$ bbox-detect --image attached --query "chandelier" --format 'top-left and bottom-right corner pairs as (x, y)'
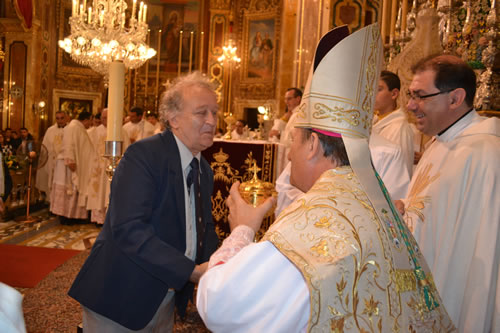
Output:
(58, 0), (156, 74)
(217, 40), (241, 64)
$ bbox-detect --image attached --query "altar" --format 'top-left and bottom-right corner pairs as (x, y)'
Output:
(202, 139), (284, 241)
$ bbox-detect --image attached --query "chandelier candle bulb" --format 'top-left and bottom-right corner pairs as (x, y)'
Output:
(83, 0), (86, 13)
(72, 0), (77, 16)
(143, 5), (147, 23)
(80, 4), (83, 16)
(88, 7), (92, 24)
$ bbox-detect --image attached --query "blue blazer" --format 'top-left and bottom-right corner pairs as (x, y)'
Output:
(68, 130), (219, 330)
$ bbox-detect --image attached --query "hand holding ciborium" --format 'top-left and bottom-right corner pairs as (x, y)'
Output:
(238, 162), (277, 217)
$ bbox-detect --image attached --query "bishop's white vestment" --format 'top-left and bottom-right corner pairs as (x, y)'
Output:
(86, 125), (130, 224)
(122, 119), (155, 143)
(372, 108), (414, 177)
(198, 167), (454, 332)
(50, 120), (95, 219)
(35, 124), (64, 197)
(402, 110), (500, 333)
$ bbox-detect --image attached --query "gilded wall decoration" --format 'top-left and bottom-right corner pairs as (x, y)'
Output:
(208, 13), (228, 104)
(238, 83), (275, 100)
(210, 0), (232, 10)
(331, 0), (378, 33)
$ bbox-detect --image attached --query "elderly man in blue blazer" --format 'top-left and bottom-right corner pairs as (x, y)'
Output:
(69, 72), (220, 331)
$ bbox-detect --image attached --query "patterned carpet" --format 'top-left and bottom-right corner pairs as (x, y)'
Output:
(1, 209), (209, 332)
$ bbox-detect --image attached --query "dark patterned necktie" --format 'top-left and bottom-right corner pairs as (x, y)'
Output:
(187, 157), (204, 262)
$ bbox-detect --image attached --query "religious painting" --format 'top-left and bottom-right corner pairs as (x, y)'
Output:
(242, 14), (276, 83)
(147, 1), (202, 74)
(59, 98), (93, 119)
(57, 0), (99, 76)
(53, 89), (102, 122)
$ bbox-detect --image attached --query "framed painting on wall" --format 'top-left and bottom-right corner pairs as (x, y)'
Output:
(147, 1), (203, 74)
(52, 89), (102, 121)
(241, 14), (276, 84)
(59, 98), (93, 119)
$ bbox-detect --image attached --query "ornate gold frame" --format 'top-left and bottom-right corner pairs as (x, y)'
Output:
(240, 11), (277, 85)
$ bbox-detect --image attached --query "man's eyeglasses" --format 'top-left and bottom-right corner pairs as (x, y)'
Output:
(406, 89), (454, 102)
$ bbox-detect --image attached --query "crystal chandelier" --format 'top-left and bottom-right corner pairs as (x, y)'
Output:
(58, 0), (156, 73)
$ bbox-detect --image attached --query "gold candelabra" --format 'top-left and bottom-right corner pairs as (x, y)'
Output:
(218, 39), (241, 138)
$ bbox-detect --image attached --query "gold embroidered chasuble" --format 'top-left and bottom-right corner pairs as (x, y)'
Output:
(263, 167), (454, 332)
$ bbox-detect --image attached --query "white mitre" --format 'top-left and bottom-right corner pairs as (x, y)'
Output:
(294, 24), (389, 214)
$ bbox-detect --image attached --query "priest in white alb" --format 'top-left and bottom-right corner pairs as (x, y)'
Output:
(396, 54), (500, 333)
(122, 106), (155, 144)
(50, 111), (96, 224)
(35, 110), (67, 200)
(86, 109), (130, 224)
(197, 24), (454, 332)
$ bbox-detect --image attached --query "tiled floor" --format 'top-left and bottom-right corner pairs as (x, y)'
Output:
(0, 208), (101, 250)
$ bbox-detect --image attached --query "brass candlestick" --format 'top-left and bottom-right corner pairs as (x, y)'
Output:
(104, 141), (123, 180)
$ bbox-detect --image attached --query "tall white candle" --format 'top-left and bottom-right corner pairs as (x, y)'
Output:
(107, 61), (125, 142)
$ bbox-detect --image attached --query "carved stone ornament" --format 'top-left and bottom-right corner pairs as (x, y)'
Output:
(210, 0), (231, 10)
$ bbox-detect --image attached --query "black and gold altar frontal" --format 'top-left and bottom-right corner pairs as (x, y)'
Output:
(202, 140), (278, 242)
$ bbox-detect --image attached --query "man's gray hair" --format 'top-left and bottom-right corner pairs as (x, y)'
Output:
(159, 72), (216, 129)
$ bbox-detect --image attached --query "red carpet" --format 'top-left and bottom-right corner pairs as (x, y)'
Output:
(0, 244), (81, 288)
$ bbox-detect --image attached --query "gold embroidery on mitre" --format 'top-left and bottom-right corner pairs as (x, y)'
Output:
(360, 26), (380, 126)
(312, 103), (361, 127)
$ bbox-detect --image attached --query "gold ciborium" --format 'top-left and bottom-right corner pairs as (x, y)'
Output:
(239, 162), (277, 216)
